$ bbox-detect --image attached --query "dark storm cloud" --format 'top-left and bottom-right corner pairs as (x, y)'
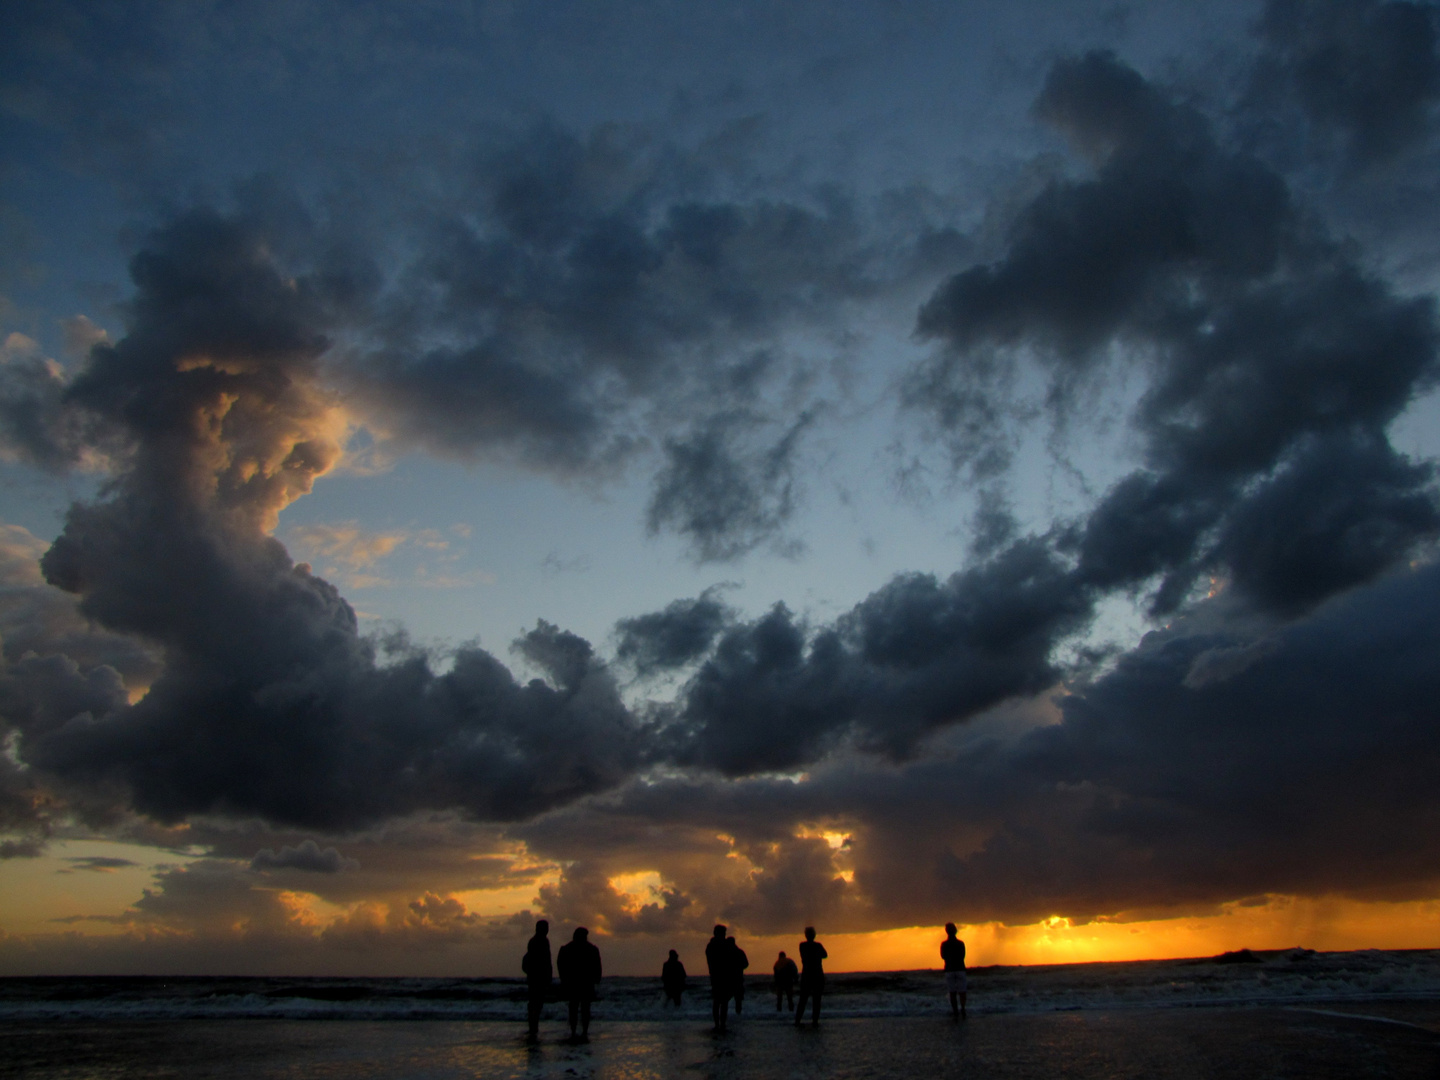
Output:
(250, 839), (357, 874)
(1255, 0), (1440, 165)
(613, 588), (734, 678)
(0, 347), (96, 471)
(646, 411), (815, 562)
(5, 23), (1440, 951)
(916, 51), (1439, 616)
(350, 121), (889, 482)
(661, 538), (1092, 774)
(497, 51), (1440, 931)
(517, 558), (1440, 930)
(6, 210), (640, 831)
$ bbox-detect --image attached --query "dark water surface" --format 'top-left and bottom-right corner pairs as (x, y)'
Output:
(4, 1008), (1440, 1080)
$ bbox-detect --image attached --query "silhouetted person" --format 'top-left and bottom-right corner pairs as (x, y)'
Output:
(728, 935), (749, 1014)
(941, 922), (967, 1019)
(773, 950), (798, 1011)
(521, 919), (552, 1040)
(662, 948), (686, 1006)
(556, 926), (602, 1041)
(705, 924), (735, 1032)
(795, 926), (827, 1025)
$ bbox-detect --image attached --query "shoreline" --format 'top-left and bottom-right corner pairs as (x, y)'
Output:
(3, 1003), (1439, 1079)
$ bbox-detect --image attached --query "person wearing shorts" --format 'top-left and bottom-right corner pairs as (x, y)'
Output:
(941, 922), (967, 1019)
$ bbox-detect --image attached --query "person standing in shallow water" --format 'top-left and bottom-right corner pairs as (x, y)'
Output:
(795, 926), (827, 1025)
(556, 927), (602, 1041)
(662, 949), (686, 1007)
(773, 950), (798, 1012)
(728, 935), (749, 1015)
(705, 924), (735, 1032)
(521, 919), (552, 1040)
(941, 922), (967, 1019)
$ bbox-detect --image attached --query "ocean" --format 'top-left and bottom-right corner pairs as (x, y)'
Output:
(4, 948), (1439, 1077)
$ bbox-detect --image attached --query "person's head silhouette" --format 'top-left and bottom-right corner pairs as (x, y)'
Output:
(713, 924), (727, 939)
(945, 922), (957, 938)
(668, 949), (678, 960)
(804, 926), (816, 941)
(778, 951), (787, 960)
(574, 927), (589, 942)
(535, 919), (549, 937)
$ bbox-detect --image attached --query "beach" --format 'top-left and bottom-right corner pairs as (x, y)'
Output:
(5, 952), (1440, 1078)
(4, 1007), (1440, 1079)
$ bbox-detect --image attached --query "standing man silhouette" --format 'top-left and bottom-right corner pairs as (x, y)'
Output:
(705, 924), (735, 1032)
(521, 919), (551, 1040)
(556, 926), (602, 1042)
(794, 926), (827, 1025)
(941, 922), (967, 1019)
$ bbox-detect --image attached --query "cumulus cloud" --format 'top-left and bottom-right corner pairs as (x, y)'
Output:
(3, 29), (1440, 953)
(914, 51), (1438, 617)
(514, 560), (1440, 930)
(0, 333), (111, 471)
(4, 210), (639, 832)
(613, 587), (734, 678)
(250, 839), (358, 874)
(346, 122), (895, 482)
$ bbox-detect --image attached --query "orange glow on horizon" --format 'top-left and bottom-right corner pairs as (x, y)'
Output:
(780, 895), (1440, 972)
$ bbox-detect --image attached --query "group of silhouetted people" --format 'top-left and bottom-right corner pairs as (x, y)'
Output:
(523, 920), (602, 1042)
(703, 924), (751, 1031)
(520, 919), (968, 1041)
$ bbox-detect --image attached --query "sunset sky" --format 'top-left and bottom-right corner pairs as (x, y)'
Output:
(2, 0), (1440, 977)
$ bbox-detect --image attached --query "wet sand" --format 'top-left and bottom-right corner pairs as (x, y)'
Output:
(4, 1004), (1439, 1079)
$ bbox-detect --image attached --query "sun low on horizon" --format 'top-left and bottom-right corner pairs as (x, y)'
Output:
(2, 0), (1440, 981)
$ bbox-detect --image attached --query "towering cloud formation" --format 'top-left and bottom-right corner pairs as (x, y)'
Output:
(1, 31), (1439, 952)
(16, 211), (639, 831)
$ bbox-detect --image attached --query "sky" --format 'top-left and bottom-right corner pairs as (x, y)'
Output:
(1, 0), (1440, 977)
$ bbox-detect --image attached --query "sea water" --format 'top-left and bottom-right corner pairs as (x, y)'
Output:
(4, 952), (1440, 1079)
(3, 947), (1438, 1022)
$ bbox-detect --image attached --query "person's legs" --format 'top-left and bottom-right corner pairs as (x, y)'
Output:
(948, 990), (959, 1018)
(811, 988), (822, 1024)
(794, 985), (808, 1025)
(527, 989), (544, 1036)
(960, 989), (967, 1019)
(567, 997), (579, 1037)
(580, 998), (591, 1037)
